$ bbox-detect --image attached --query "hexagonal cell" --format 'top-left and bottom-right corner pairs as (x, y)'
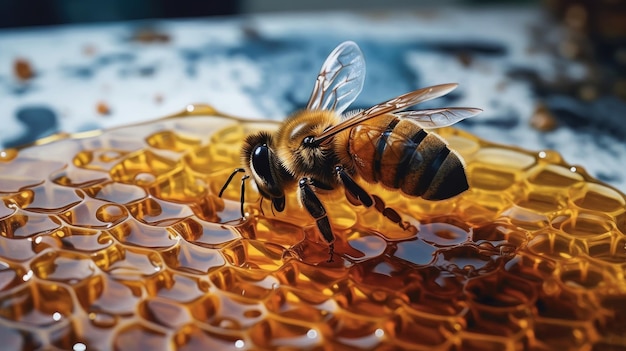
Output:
(466, 271), (536, 311)
(95, 246), (164, 282)
(387, 310), (458, 349)
(500, 204), (550, 231)
(190, 292), (265, 330)
(170, 217), (240, 248)
(162, 240), (225, 275)
(533, 318), (597, 350)
(527, 230), (586, 260)
(598, 295), (626, 335)
(145, 130), (201, 152)
(188, 194), (224, 223)
(138, 298), (192, 329)
(84, 182), (147, 204)
(401, 267), (466, 317)
(58, 199), (127, 229)
(210, 266), (279, 300)
(126, 196), (193, 226)
(274, 260), (347, 296)
(0, 282), (74, 327)
(18, 183), (84, 214)
(53, 226), (113, 253)
(0, 158), (66, 192)
(334, 284), (401, 318)
(106, 219), (178, 249)
(419, 219), (472, 247)
(326, 313), (385, 350)
(471, 147), (536, 171)
(31, 251), (97, 283)
(0, 324), (44, 351)
(113, 323), (170, 351)
(74, 149), (130, 172)
(468, 166), (517, 191)
(559, 260), (611, 291)
(343, 233), (387, 262)
(77, 276), (141, 316)
(517, 189), (568, 215)
(0, 235), (41, 262)
(109, 150), (178, 184)
(249, 317), (322, 349)
(552, 211), (614, 239)
(50, 164), (110, 188)
(253, 217), (305, 247)
(221, 239), (286, 270)
(585, 234), (626, 264)
(174, 324), (246, 351)
(0, 211), (61, 238)
(144, 271), (208, 303)
(150, 167), (208, 203)
(526, 164), (584, 187)
(571, 183), (625, 214)
(459, 335), (520, 351)
(0, 261), (28, 292)
(393, 239), (438, 266)
(264, 286), (335, 324)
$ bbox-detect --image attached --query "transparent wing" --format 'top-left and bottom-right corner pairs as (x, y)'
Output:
(396, 107), (482, 129)
(357, 83), (458, 119)
(314, 83), (460, 145)
(306, 41), (365, 114)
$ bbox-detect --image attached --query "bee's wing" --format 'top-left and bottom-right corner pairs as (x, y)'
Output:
(396, 107), (482, 129)
(314, 83), (460, 145)
(306, 41), (365, 115)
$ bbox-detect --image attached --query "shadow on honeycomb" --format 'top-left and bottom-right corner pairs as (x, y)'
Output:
(0, 104), (625, 351)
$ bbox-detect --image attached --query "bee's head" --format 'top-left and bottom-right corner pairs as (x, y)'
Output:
(242, 132), (286, 206)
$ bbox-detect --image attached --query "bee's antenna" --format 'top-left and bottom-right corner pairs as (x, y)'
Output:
(219, 168), (246, 197)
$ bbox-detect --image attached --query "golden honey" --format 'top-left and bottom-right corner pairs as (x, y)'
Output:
(1, 105), (625, 350)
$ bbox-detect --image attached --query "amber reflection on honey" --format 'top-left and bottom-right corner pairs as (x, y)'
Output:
(1, 106), (625, 351)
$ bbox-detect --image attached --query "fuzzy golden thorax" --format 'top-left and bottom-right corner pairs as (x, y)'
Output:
(274, 110), (342, 185)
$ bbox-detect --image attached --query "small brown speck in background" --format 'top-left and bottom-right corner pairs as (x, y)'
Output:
(96, 101), (111, 115)
(14, 58), (34, 80)
(530, 103), (558, 132)
(154, 94), (164, 104)
(83, 44), (97, 56)
(132, 28), (170, 43)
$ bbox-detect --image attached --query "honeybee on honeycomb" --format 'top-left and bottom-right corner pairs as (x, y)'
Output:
(220, 41), (481, 261)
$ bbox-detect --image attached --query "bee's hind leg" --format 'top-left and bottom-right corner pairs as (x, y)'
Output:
(299, 178), (335, 262)
(336, 166), (410, 231)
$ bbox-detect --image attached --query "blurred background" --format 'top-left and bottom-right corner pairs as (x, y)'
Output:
(0, 0), (625, 191)
(0, 1), (536, 28)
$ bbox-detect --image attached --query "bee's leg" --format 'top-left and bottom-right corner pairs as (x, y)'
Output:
(219, 168), (246, 197)
(299, 178), (335, 262)
(335, 166), (373, 207)
(336, 166), (409, 230)
(372, 194), (411, 231)
(239, 175), (250, 217)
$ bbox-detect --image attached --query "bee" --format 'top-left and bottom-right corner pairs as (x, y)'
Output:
(220, 41), (481, 261)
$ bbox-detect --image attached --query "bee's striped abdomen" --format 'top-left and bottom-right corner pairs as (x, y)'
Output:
(349, 115), (469, 200)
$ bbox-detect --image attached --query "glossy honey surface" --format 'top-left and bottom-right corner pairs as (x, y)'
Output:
(1, 105), (625, 351)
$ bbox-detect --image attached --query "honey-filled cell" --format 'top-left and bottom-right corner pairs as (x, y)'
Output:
(0, 108), (625, 351)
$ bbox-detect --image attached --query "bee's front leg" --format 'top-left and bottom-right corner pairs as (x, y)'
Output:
(298, 177), (335, 262)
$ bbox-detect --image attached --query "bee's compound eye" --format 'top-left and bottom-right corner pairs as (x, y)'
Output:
(302, 136), (316, 147)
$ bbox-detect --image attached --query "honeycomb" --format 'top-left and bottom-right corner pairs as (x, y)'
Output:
(1, 104), (625, 351)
